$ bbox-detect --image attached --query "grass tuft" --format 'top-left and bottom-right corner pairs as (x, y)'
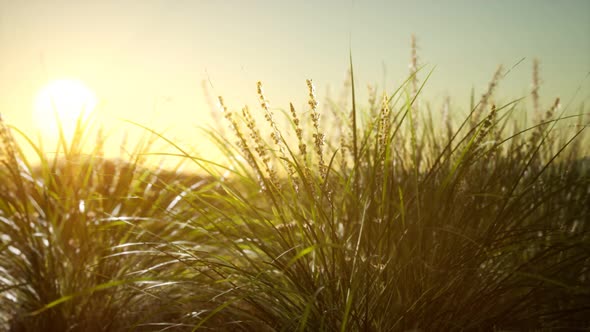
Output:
(1, 40), (589, 330)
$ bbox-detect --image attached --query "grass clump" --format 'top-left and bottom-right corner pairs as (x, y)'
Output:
(0, 117), (218, 330)
(1, 44), (589, 330)
(163, 58), (589, 329)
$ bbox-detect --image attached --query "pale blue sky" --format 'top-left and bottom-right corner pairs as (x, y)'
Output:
(0, 0), (588, 156)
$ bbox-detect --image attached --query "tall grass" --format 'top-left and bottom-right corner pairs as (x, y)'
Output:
(1, 44), (589, 330)
(168, 62), (589, 330)
(0, 116), (218, 330)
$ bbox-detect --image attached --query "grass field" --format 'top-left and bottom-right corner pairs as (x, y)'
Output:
(1, 52), (589, 331)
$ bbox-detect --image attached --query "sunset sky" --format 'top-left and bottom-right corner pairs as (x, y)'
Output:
(1, 0), (589, 160)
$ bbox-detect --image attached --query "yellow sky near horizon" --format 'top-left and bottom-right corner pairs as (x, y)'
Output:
(1, 0), (589, 166)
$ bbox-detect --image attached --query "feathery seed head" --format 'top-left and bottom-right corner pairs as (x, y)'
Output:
(306, 79), (326, 178)
(532, 58), (541, 118)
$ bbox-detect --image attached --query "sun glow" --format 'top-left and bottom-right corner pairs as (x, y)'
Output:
(33, 79), (97, 140)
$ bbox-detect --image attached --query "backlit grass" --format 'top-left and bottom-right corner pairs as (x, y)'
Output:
(1, 50), (589, 331)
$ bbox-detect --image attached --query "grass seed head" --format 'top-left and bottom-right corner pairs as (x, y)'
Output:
(532, 58), (541, 119)
(472, 65), (504, 127)
(307, 79), (326, 178)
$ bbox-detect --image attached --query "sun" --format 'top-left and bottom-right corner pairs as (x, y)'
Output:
(33, 79), (97, 139)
